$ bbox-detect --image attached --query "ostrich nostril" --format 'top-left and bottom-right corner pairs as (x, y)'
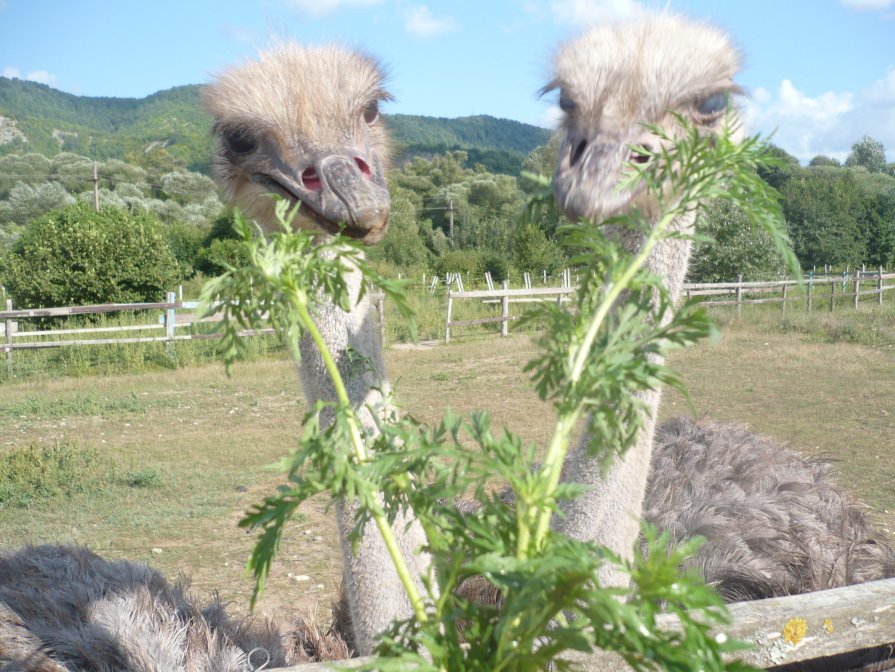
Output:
(355, 157), (372, 180)
(301, 167), (322, 192)
(570, 139), (587, 168)
(630, 144), (653, 165)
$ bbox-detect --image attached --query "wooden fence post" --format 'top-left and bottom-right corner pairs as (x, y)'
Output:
(735, 275), (743, 318)
(781, 282), (788, 316)
(853, 271), (860, 310)
(878, 267), (884, 307)
(830, 278), (835, 313)
(4, 299), (12, 377)
(445, 288), (453, 344)
(376, 292), (386, 346)
(501, 280), (509, 337)
(807, 276), (813, 312)
(165, 291), (176, 357)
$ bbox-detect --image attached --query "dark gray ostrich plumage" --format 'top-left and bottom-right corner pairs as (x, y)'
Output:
(0, 545), (349, 671)
(643, 417), (895, 602)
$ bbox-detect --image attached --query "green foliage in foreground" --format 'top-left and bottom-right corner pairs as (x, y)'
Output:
(204, 113), (791, 670)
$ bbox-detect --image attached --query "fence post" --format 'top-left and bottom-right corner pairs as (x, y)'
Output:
(445, 288), (453, 344)
(853, 271), (860, 310)
(501, 280), (509, 337)
(830, 278), (835, 312)
(735, 274), (743, 318)
(807, 275), (813, 312)
(376, 292), (386, 346)
(781, 282), (788, 316)
(4, 299), (12, 377)
(165, 291), (176, 357)
(878, 267), (884, 307)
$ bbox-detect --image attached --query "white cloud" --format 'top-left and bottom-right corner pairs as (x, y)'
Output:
(548, 0), (644, 25)
(539, 103), (565, 129)
(742, 71), (895, 163)
(1, 67), (57, 86)
(403, 5), (459, 38)
(839, 0), (895, 9)
(220, 24), (255, 44)
(283, 0), (383, 17)
(25, 70), (57, 86)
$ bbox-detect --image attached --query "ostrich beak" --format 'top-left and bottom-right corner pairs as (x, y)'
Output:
(553, 126), (661, 223)
(251, 146), (390, 245)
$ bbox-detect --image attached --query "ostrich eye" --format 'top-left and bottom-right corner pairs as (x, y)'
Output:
(558, 90), (576, 114)
(363, 101), (379, 124)
(695, 92), (729, 122)
(220, 126), (257, 155)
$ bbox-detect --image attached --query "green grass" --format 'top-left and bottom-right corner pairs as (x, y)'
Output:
(0, 320), (893, 621)
(0, 440), (116, 508)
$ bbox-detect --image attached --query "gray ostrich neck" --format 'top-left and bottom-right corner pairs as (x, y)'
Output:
(296, 257), (431, 656)
(555, 212), (695, 588)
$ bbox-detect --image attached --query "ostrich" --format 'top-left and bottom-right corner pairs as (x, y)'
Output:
(0, 44), (416, 669)
(200, 43), (431, 655)
(546, 13), (895, 599)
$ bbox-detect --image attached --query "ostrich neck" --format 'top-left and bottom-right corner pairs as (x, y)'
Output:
(555, 211), (695, 588)
(296, 256), (431, 656)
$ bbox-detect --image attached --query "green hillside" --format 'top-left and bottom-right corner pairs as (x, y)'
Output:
(0, 78), (552, 175)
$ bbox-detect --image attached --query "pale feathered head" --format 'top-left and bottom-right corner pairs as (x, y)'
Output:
(202, 43), (393, 244)
(543, 14), (742, 222)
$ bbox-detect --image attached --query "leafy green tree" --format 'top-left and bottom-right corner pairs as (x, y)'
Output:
(689, 200), (787, 281)
(0, 181), (75, 226)
(510, 222), (566, 276)
(781, 167), (866, 268)
(195, 210), (248, 276)
(757, 143), (800, 191)
(845, 135), (887, 174)
(2, 202), (180, 308)
(808, 155), (840, 168)
(370, 186), (432, 269)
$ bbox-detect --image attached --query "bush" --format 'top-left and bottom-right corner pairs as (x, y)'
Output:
(196, 209), (248, 276)
(0, 440), (115, 508)
(689, 199), (787, 282)
(2, 202), (181, 308)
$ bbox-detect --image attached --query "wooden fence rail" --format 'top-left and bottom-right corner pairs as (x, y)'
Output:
(270, 577), (895, 671)
(444, 270), (895, 342)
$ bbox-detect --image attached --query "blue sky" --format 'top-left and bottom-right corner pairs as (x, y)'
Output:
(1, 0), (893, 163)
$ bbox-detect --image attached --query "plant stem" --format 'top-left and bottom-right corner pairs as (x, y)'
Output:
(531, 212), (676, 550)
(296, 300), (430, 624)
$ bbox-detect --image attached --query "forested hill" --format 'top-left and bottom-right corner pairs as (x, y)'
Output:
(0, 77), (552, 175)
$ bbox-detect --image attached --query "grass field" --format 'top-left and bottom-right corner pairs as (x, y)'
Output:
(1, 309), (894, 626)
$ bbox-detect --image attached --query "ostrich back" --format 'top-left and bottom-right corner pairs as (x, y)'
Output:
(0, 545), (349, 671)
(644, 417), (895, 602)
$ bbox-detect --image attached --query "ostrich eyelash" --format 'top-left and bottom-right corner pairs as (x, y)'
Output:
(219, 125), (258, 155)
(693, 92), (730, 123)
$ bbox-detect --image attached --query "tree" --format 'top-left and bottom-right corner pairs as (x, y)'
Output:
(510, 222), (566, 276)
(689, 199), (787, 281)
(2, 202), (180, 308)
(808, 155), (840, 168)
(845, 135), (887, 174)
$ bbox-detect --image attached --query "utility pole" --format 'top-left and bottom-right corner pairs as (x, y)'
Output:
(92, 162), (100, 212)
(448, 198), (454, 245)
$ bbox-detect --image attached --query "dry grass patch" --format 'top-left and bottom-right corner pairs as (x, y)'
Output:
(0, 324), (893, 625)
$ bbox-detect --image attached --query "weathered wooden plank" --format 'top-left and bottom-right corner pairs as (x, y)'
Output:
(448, 316), (517, 327)
(0, 301), (178, 319)
(268, 578), (895, 671)
(452, 287), (576, 299)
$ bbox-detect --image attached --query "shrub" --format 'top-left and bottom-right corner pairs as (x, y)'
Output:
(2, 202), (181, 308)
(0, 440), (115, 508)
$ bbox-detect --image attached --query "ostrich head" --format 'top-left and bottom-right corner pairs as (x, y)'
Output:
(202, 44), (393, 244)
(544, 14), (741, 224)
